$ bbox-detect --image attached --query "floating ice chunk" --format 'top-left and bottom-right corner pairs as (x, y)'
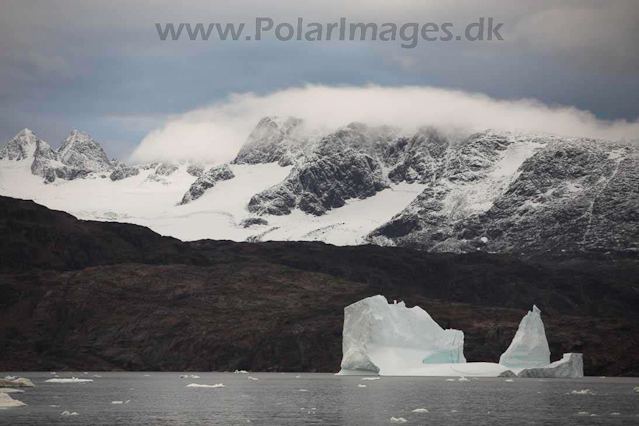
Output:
(248, 376), (259, 381)
(577, 412), (589, 416)
(50, 405), (60, 407)
(499, 306), (550, 369)
(93, 375), (102, 378)
(390, 417), (407, 423)
(299, 389), (308, 392)
(505, 379), (514, 383)
(634, 387), (639, 393)
(190, 375), (200, 379)
(570, 389), (594, 395)
(361, 377), (380, 381)
(46, 377), (93, 383)
(518, 353), (584, 379)
(412, 408), (429, 413)
(111, 401), (124, 404)
(611, 413), (621, 416)
(61, 411), (79, 416)
(0, 388), (24, 394)
(295, 375), (301, 379)
(179, 375), (189, 379)
(445, 379), (456, 382)
(143, 374), (150, 377)
(458, 376), (469, 382)
(186, 383), (225, 388)
(234, 370), (249, 374)
(0, 393), (26, 408)
(0, 377), (35, 388)
(358, 384), (367, 388)
(125, 400), (131, 404)
(339, 295), (466, 375)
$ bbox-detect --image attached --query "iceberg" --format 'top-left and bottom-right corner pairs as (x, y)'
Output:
(338, 295), (466, 375)
(0, 393), (27, 408)
(499, 305), (550, 369)
(517, 353), (584, 378)
(0, 377), (35, 388)
(46, 377), (93, 383)
(337, 296), (584, 378)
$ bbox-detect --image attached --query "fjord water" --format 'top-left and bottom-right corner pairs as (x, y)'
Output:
(1, 373), (638, 425)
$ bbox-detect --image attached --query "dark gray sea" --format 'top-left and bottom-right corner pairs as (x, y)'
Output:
(1, 373), (638, 425)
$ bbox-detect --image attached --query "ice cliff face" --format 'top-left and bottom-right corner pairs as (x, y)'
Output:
(499, 305), (551, 369)
(517, 353), (583, 378)
(339, 295), (466, 374)
(179, 164), (235, 205)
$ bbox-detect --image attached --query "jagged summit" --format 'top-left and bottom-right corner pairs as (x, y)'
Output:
(57, 130), (112, 172)
(233, 116), (306, 166)
(0, 129), (41, 161)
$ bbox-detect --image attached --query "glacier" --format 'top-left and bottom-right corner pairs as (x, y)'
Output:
(499, 305), (551, 369)
(338, 296), (583, 378)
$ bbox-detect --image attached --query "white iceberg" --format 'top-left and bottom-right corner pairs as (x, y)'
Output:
(338, 295), (466, 375)
(336, 296), (584, 378)
(499, 306), (550, 369)
(61, 411), (79, 416)
(0, 393), (26, 408)
(186, 383), (225, 388)
(0, 377), (35, 388)
(517, 353), (584, 378)
(390, 417), (407, 423)
(412, 408), (429, 413)
(46, 377), (93, 383)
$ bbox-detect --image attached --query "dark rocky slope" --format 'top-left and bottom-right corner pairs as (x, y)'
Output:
(0, 196), (638, 375)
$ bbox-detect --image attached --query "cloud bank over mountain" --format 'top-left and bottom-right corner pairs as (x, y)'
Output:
(130, 84), (639, 164)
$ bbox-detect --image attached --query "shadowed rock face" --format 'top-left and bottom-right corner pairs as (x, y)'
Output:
(233, 116), (306, 166)
(0, 195), (638, 375)
(179, 164), (235, 205)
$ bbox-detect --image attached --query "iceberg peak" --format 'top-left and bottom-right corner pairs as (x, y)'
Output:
(499, 305), (551, 369)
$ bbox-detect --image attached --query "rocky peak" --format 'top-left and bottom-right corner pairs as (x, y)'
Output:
(0, 129), (41, 161)
(57, 130), (112, 172)
(179, 164), (235, 205)
(233, 116), (306, 166)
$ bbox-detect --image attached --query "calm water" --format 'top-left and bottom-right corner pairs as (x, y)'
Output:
(1, 373), (638, 425)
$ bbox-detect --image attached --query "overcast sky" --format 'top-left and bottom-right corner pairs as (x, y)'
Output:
(1, 0), (638, 160)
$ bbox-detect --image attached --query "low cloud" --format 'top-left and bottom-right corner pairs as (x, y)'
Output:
(130, 84), (639, 164)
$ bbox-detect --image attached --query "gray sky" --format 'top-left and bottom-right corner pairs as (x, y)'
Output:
(1, 0), (638, 160)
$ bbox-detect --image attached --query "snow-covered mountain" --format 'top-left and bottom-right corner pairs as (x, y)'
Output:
(1, 120), (637, 253)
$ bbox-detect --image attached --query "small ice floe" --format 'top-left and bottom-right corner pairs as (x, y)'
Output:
(504, 379), (514, 383)
(93, 375), (102, 378)
(570, 389), (595, 395)
(590, 414), (598, 417)
(248, 376), (259, 381)
(0, 393), (27, 408)
(0, 388), (24, 394)
(611, 413), (621, 416)
(577, 412), (589, 416)
(458, 376), (469, 382)
(50, 372), (57, 375)
(83, 372), (88, 375)
(412, 408), (429, 413)
(179, 375), (189, 379)
(111, 401), (123, 404)
(361, 377), (380, 381)
(295, 375), (301, 379)
(445, 379), (456, 382)
(390, 417), (407, 423)
(234, 370), (249, 374)
(61, 411), (79, 416)
(125, 400), (131, 404)
(186, 383), (225, 388)
(46, 377), (93, 383)
(358, 384), (367, 388)
(50, 405), (60, 407)
(634, 387), (639, 393)
(0, 377), (35, 387)
(299, 389), (308, 392)
(190, 375), (200, 379)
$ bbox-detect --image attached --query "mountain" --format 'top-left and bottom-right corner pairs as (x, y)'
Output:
(0, 121), (637, 254)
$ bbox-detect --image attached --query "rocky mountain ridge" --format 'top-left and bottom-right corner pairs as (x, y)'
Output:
(1, 120), (637, 255)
